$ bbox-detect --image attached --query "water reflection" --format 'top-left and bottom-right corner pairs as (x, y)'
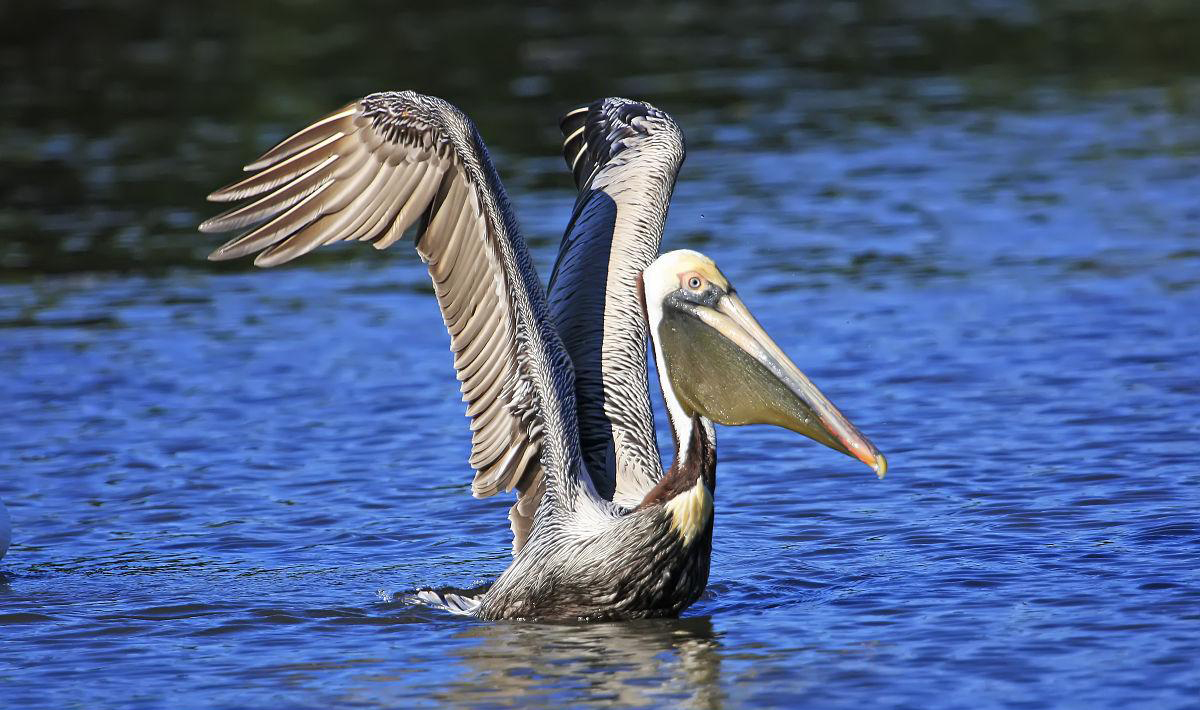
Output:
(256, 612), (724, 707)
(440, 616), (722, 708)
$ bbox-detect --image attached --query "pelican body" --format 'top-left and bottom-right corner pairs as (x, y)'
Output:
(200, 91), (885, 621)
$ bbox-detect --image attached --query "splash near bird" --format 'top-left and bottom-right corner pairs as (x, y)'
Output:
(200, 92), (886, 621)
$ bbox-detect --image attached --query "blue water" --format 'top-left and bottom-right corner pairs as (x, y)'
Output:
(3, 4), (1200, 708)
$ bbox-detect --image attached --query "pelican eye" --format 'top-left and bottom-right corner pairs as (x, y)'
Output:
(683, 273), (705, 291)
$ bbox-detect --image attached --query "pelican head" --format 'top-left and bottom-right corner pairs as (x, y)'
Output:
(643, 250), (886, 478)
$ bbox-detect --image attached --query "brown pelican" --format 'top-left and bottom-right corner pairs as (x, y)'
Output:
(199, 91), (885, 621)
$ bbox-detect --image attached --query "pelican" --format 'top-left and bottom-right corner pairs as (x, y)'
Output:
(199, 91), (885, 621)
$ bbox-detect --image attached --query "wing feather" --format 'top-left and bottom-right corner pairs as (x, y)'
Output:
(547, 98), (686, 506)
(208, 132), (347, 202)
(209, 180), (337, 261)
(244, 105), (359, 171)
(200, 91), (598, 555)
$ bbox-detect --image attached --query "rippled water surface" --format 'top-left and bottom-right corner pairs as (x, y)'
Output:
(3, 3), (1199, 708)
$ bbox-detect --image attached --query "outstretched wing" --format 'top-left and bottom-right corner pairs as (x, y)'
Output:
(547, 98), (685, 507)
(199, 91), (593, 554)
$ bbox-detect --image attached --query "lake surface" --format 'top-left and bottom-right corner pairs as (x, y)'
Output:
(2, 3), (1198, 708)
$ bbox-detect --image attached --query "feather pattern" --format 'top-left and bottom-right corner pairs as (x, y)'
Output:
(549, 98), (686, 506)
(200, 91), (606, 554)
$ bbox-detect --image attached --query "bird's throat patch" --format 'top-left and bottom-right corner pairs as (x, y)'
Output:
(664, 479), (713, 545)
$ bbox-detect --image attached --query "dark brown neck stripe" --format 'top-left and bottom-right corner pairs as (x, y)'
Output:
(636, 415), (716, 509)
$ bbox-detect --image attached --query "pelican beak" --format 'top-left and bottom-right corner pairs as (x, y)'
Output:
(659, 291), (887, 478)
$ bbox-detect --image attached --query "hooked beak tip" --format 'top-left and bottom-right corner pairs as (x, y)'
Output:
(872, 453), (888, 479)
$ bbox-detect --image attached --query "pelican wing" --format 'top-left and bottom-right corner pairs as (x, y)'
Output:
(548, 98), (686, 506)
(200, 91), (591, 554)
